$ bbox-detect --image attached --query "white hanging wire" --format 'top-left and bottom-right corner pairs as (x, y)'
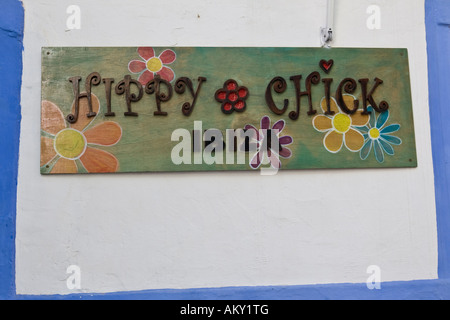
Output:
(320, 0), (335, 48)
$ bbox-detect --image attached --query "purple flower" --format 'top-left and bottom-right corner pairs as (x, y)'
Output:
(244, 115), (293, 170)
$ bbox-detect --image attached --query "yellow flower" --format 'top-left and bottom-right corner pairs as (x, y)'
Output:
(312, 95), (369, 153)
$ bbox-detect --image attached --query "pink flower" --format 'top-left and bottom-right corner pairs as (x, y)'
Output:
(128, 47), (176, 85)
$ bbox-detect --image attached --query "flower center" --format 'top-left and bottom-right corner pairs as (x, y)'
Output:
(369, 128), (380, 140)
(333, 113), (351, 133)
(54, 129), (86, 160)
(146, 57), (162, 72)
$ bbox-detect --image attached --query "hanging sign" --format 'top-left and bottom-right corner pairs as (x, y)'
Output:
(40, 47), (417, 174)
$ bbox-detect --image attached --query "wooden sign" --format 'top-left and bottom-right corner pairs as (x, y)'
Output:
(41, 47), (417, 174)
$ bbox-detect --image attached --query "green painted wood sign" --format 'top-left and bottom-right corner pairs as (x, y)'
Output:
(40, 47), (417, 174)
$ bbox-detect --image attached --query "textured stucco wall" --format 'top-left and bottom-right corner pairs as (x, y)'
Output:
(16, 0), (438, 295)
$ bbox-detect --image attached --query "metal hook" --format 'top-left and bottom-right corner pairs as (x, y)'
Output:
(321, 27), (333, 48)
(321, 0), (335, 48)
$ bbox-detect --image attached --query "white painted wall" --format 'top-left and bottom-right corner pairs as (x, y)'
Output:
(16, 0), (437, 295)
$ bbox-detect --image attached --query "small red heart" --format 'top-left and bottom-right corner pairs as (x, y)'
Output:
(320, 59), (334, 73)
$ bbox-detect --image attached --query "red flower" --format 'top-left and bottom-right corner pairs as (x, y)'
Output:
(128, 47), (176, 85)
(215, 79), (249, 114)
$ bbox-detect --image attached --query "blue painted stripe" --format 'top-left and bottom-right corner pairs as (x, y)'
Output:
(0, 0), (23, 300)
(426, 0), (450, 279)
(14, 280), (450, 300)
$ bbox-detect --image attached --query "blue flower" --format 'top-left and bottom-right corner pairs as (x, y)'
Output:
(357, 106), (402, 163)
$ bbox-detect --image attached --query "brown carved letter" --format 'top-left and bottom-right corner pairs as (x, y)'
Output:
(175, 77), (207, 116)
(145, 75), (173, 116)
(103, 78), (115, 117)
(359, 78), (389, 114)
(336, 78), (359, 114)
(115, 75), (143, 116)
(289, 72), (321, 119)
(67, 72), (101, 123)
(322, 78), (334, 115)
(265, 76), (288, 115)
